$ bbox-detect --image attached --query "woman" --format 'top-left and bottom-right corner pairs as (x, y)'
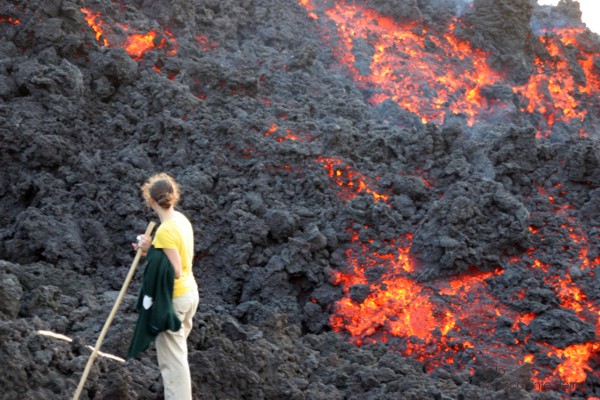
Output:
(134, 172), (199, 400)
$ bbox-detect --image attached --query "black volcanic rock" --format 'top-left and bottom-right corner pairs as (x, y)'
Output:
(349, 284), (370, 303)
(1, 0), (599, 399)
(457, 0), (535, 83)
(529, 309), (596, 347)
(0, 270), (22, 319)
(411, 178), (530, 279)
(366, 0), (424, 22)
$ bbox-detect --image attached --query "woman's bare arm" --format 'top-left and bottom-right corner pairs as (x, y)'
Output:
(163, 248), (182, 279)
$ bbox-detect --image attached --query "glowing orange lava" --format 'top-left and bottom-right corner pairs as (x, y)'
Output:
(512, 28), (594, 137)
(314, 155), (600, 389)
(0, 15), (20, 24)
(260, 1), (600, 392)
(299, 1), (600, 135)
(320, 3), (500, 126)
(316, 156), (389, 203)
(263, 123), (313, 143)
(328, 221), (533, 371)
(550, 343), (600, 383)
(81, 8), (109, 46)
(81, 8), (177, 60)
(124, 32), (156, 59)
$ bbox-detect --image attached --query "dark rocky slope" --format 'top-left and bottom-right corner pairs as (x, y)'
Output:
(1, 0), (599, 399)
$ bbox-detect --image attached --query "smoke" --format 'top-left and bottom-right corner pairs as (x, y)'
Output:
(531, 0), (584, 33)
(417, 0), (474, 17)
(453, 0), (474, 16)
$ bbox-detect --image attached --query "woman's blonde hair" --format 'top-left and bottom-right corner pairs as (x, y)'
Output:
(142, 173), (180, 209)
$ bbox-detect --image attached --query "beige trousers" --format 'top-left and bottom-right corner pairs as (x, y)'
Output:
(156, 289), (199, 400)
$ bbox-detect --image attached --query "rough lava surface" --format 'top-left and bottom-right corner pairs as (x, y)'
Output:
(1, 0), (600, 399)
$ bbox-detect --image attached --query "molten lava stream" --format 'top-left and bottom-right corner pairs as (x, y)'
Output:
(314, 156), (535, 372)
(319, 3), (501, 126)
(317, 161), (599, 393)
(330, 221), (600, 391)
(314, 155), (535, 372)
(81, 8), (109, 46)
(329, 232), (537, 372)
(299, 0), (600, 136)
(512, 31), (588, 137)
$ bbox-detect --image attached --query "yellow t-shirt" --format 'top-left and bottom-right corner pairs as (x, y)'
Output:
(152, 211), (197, 298)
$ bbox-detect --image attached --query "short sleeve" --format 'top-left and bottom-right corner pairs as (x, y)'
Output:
(153, 222), (179, 250)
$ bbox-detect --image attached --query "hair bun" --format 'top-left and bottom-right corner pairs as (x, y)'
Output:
(142, 173), (181, 209)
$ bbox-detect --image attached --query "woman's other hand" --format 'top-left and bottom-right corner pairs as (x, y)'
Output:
(132, 234), (151, 255)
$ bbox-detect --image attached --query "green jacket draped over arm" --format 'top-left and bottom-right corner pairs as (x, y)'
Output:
(128, 246), (181, 359)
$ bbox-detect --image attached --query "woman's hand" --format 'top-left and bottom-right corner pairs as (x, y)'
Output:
(132, 234), (152, 255)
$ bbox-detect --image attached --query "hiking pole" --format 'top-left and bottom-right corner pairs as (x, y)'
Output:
(73, 221), (156, 400)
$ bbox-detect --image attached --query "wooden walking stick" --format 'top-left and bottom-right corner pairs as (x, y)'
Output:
(73, 221), (156, 400)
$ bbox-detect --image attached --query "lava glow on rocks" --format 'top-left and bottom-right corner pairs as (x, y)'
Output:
(320, 156), (600, 391)
(79, 2), (600, 395)
(300, 0), (600, 138)
(299, 0), (600, 393)
(81, 7), (177, 60)
(260, 121), (600, 393)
